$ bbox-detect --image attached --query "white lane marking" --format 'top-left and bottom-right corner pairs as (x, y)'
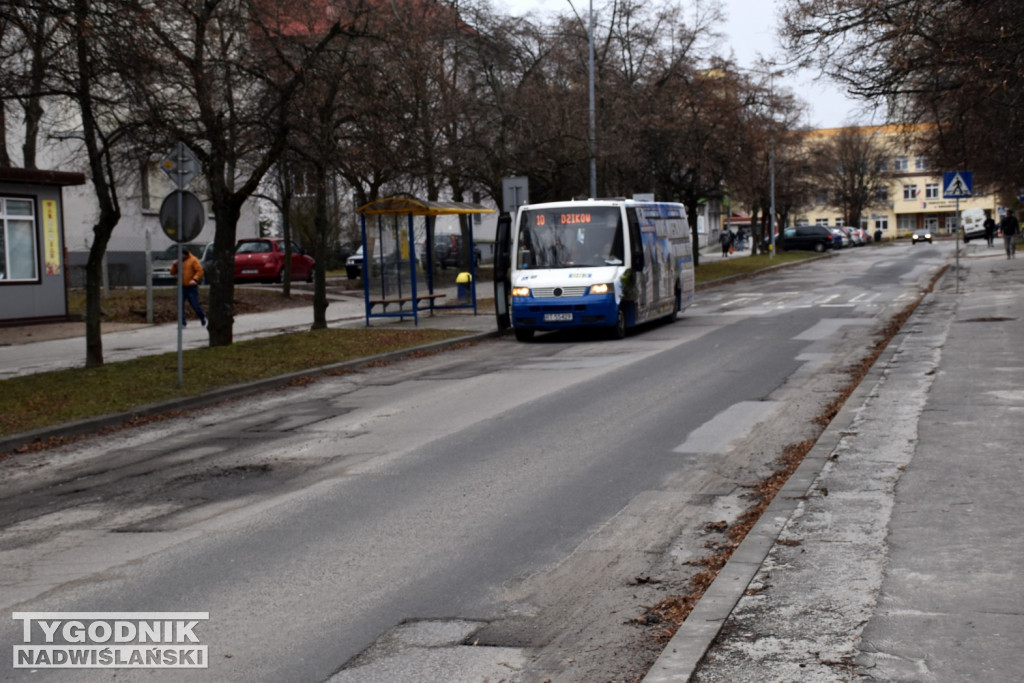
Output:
(674, 401), (780, 454)
(793, 318), (873, 341)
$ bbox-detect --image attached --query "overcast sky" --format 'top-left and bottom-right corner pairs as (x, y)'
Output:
(499, 0), (871, 129)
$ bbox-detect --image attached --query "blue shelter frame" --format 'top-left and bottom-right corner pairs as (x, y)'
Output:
(357, 197), (495, 326)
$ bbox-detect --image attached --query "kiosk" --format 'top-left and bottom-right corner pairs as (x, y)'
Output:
(0, 168), (86, 325)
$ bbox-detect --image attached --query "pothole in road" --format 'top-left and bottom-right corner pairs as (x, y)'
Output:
(170, 463), (272, 483)
(330, 619), (526, 682)
(959, 316), (1015, 323)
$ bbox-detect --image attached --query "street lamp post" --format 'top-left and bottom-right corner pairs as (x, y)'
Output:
(588, 0), (596, 199)
(769, 135), (776, 258)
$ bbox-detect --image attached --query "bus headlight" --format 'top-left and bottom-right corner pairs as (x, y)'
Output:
(589, 283), (612, 295)
(511, 286), (531, 298)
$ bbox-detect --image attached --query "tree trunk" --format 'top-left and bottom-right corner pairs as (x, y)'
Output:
(280, 171), (293, 299)
(84, 251), (104, 368)
(750, 207), (762, 255)
(0, 105), (11, 168)
(84, 225), (115, 368)
(311, 162), (329, 330)
(206, 202), (242, 347)
(686, 203), (700, 268)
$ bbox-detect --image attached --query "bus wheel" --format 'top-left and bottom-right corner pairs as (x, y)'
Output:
(514, 327), (534, 342)
(610, 306), (627, 339)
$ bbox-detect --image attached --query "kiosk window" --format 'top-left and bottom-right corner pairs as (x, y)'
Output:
(0, 198), (37, 281)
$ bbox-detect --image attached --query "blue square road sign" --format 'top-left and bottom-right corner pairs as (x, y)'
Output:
(943, 171), (973, 199)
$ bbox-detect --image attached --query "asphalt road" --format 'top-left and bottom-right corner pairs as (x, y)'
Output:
(0, 242), (950, 682)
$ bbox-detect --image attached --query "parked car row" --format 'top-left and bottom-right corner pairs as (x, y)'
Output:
(781, 225), (834, 252)
(830, 225), (872, 248)
(344, 235), (482, 279)
(153, 233), (482, 285)
(780, 224), (880, 253)
(152, 238), (315, 285)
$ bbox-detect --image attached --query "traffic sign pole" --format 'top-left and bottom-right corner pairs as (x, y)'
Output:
(161, 141), (203, 386)
(177, 179), (184, 385)
(955, 197), (960, 293)
(943, 170), (972, 295)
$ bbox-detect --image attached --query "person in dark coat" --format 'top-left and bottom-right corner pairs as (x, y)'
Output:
(999, 211), (1020, 259)
(983, 213), (996, 246)
(719, 229), (733, 256)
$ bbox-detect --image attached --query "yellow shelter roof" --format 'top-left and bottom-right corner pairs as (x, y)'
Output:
(357, 196), (496, 217)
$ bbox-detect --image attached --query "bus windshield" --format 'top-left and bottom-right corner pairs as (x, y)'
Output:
(516, 206), (624, 268)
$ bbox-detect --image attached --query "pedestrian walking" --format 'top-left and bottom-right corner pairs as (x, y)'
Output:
(999, 211), (1020, 259)
(984, 213), (996, 247)
(169, 246), (207, 326)
(719, 228), (733, 257)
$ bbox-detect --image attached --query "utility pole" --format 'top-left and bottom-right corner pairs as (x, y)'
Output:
(588, 0), (597, 199)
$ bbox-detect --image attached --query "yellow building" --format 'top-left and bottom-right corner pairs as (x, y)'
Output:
(796, 125), (998, 239)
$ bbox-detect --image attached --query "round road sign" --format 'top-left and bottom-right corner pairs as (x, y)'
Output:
(159, 190), (206, 243)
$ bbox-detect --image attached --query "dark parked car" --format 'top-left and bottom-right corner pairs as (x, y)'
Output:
(345, 246), (363, 279)
(433, 234), (481, 268)
(782, 225), (835, 253)
(234, 238), (315, 283)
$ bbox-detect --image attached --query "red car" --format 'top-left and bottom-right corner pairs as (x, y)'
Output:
(234, 238), (315, 283)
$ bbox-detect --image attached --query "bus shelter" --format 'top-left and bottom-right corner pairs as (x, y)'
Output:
(356, 197), (495, 326)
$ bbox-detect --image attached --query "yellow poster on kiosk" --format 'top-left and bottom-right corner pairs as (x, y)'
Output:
(42, 199), (61, 275)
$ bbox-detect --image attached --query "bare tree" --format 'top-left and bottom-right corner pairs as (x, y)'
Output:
(14, 0), (153, 367)
(808, 127), (888, 229)
(0, 2), (66, 169)
(781, 0), (1024, 195)
(124, 0), (354, 346)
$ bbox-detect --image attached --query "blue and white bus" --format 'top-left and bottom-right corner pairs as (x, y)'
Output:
(510, 199), (695, 341)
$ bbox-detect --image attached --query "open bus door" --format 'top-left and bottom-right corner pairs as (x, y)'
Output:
(493, 211), (512, 331)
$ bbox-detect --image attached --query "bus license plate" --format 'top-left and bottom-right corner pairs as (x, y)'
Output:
(544, 313), (573, 322)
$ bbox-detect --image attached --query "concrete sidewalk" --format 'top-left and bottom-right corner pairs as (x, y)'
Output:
(645, 242), (1024, 681)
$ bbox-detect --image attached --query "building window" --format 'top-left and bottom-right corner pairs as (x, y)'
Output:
(897, 214), (917, 235)
(876, 158), (889, 172)
(815, 190), (828, 205)
(894, 156), (909, 171)
(925, 183), (939, 199)
(1, 197), (38, 281)
(915, 156), (928, 171)
(835, 217), (844, 226)
(815, 218), (829, 226)
(874, 186), (890, 202)
(903, 184), (918, 200)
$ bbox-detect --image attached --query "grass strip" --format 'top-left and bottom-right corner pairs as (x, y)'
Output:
(695, 250), (818, 284)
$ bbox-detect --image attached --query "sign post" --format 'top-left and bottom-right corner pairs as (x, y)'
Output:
(160, 142), (204, 385)
(943, 171), (973, 293)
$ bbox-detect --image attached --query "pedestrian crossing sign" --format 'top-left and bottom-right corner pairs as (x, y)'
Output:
(943, 171), (973, 199)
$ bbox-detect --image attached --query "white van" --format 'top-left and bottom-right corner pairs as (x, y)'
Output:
(961, 208), (988, 242)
